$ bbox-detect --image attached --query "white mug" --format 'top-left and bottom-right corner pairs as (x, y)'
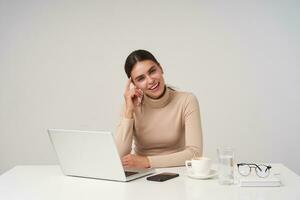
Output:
(185, 157), (212, 176)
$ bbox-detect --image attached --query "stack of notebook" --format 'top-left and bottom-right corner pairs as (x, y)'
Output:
(238, 174), (281, 187)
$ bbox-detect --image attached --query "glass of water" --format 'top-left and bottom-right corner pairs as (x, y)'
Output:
(217, 147), (234, 185)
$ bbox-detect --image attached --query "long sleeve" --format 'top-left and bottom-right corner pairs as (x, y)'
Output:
(147, 94), (203, 168)
(114, 106), (135, 157)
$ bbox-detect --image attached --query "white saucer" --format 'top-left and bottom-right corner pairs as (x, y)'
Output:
(187, 169), (218, 180)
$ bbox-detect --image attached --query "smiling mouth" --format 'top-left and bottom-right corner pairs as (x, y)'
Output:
(149, 82), (159, 90)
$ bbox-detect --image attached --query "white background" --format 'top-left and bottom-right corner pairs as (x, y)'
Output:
(0, 0), (299, 175)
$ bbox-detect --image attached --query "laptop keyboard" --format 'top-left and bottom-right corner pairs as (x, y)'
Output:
(125, 171), (139, 177)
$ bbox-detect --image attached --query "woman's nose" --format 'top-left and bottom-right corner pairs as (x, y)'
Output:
(147, 76), (155, 84)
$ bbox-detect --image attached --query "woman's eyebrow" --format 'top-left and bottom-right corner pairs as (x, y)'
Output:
(148, 66), (156, 72)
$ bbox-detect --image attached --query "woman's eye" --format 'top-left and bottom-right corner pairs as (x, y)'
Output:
(137, 77), (145, 82)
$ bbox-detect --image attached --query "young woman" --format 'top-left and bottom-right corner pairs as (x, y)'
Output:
(115, 49), (203, 169)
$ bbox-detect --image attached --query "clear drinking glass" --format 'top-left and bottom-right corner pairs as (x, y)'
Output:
(217, 147), (234, 185)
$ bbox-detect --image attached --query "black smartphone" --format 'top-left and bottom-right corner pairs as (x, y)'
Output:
(146, 172), (179, 182)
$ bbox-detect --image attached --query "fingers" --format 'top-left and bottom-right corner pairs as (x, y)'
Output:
(125, 78), (143, 94)
(124, 78), (144, 110)
(125, 86), (143, 101)
(136, 89), (143, 97)
(122, 154), (133, 167)
(134, 89), (143, 98)
(121, 154), (149, 168)
(125, 78), (133, 91)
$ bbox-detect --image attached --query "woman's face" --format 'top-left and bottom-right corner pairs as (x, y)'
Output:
(130, 60), (165, 99)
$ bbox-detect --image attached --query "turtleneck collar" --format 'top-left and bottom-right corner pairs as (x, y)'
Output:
(143, 86), (171, 108)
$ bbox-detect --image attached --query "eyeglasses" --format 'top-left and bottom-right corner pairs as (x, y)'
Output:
(237, 163), (272, 178)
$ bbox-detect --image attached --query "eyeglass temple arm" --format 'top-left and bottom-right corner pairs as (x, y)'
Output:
(237, 163), (262, 171)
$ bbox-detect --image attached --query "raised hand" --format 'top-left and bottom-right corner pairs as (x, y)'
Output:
(123, 78), (143, 118)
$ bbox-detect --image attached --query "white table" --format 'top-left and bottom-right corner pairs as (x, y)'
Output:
(0, 164), (299, 200)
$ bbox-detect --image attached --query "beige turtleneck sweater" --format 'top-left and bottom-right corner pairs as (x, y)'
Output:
(114, 88), (203, 168)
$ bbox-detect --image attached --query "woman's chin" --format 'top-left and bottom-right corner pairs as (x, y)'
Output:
(146, 89), (165, 99)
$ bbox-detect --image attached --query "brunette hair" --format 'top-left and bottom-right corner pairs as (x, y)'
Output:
(124, 49), (160, 78)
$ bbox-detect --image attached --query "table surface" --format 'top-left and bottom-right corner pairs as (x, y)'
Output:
(0, 164), (299, 200)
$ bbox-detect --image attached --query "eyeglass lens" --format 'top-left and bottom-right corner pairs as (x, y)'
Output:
(238, 164), (270, 178)
(238, 164), (251, 176)
(255, 165), (270, 178)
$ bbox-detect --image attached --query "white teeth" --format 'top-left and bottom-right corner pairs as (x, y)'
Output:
(150, 83), (159, 90)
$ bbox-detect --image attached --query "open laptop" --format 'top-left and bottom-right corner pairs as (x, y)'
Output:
(48, 129), (155, 182)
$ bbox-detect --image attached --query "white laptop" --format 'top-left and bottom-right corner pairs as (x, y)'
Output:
(48, 129), (155, 182)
